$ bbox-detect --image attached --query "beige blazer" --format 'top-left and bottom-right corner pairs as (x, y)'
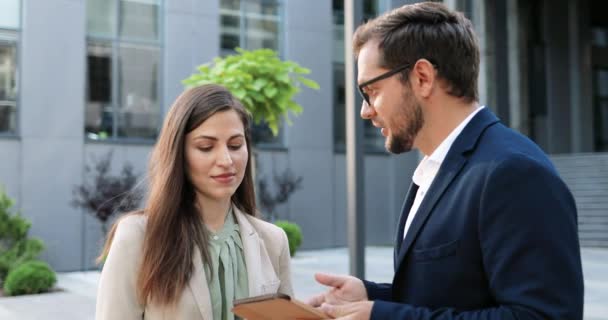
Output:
(95, 206), (294, 320)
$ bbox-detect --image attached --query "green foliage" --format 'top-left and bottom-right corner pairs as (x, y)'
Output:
(182, 48), (320, 136)
(274, 220), (303, 257)
(0, 188), (45, 281)
(3, 260), (56, 296)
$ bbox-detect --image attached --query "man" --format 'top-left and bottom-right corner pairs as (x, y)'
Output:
(308, 2), (584, 319)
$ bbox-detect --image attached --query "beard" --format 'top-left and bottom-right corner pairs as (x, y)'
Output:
(386, 90), (424, 154)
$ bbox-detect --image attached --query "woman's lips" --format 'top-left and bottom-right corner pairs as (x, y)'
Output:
(212, 173), (236, 183)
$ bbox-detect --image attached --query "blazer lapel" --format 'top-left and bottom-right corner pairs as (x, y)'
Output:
(395, 108), (500, 270)
(233, 206), (264, 297)
(394, 182), (419, 270)
(188, 248), (213, 320)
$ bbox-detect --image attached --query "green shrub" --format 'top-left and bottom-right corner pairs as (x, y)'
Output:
(0, 238), (44, 280)
(0, 188), (45, 281)
(3, 260), (56, 296)
(275, 220), (302, 257)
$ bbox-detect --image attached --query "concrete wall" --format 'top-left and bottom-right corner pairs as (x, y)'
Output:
(18, 0), (86, 271)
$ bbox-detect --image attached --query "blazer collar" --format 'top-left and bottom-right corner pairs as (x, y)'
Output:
(188, 204), (279, 319)
(188, 204), (260, 320)
(189, 249), (214, 320)
(395, 108), (500, 269)
(233, 205), (266, 297)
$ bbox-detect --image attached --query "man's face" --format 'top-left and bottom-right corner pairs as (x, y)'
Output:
(357, 41), (424, 154)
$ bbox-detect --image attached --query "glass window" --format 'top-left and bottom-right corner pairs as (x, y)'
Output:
(86, 0), (116, 37)
(119, 0), (160, 41)
(595, 69), (608, 151)
(117, 44), (160, 139)
(86, 42), (113, 139)
(333, 0), (386, 152)
(221, 0), (284, 147)
(86, 0), (162, 141)
(0, 0), (20, 135)
(0, 42), (17, 133)
(0, 0), (20, 30)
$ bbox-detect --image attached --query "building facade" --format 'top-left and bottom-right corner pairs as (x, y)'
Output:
(0, 0), (605, 272)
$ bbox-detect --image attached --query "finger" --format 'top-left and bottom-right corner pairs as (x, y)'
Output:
(306, 293), (326, 307)
(314, 273), (348, 288)
(320, 302), (339, 318)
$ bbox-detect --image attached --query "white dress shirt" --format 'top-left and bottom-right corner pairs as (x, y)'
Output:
(403, 106), (484, 240)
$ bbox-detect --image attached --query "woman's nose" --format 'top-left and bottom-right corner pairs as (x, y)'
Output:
(217, 148), (233, 166)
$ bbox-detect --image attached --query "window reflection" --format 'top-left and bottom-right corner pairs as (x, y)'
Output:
(86, 0), (161, 141)
(0, 43), (17, 133)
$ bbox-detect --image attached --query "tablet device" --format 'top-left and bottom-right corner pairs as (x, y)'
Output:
(232, 293), (330, 320)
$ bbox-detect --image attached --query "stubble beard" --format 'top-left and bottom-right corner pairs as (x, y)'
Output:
(386, 91), (424, 154)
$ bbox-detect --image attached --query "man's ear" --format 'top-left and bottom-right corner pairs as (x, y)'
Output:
(410, 59), (436, 98)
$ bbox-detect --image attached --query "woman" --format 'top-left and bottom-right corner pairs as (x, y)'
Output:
(96, 84), (293, 319)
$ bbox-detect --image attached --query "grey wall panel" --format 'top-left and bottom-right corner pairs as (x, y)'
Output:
(164, 1), (219, 114)
(333, 155), (347, 247)
(18, 0), (87, 271)
(21, 138), (84, 271)
(287, 148), (335, 249)
(284, 1), (333, 150)
(284, 0), (332, 32)
(0, 140), (21, 205)
(334, 152), (417, 247)
(254, 150), (291, 220)
(20, 0), (86, 139)
(80, 144), (152, 269)
(364, 155), (394, 245)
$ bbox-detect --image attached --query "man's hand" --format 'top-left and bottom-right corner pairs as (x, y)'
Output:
(320, 301), (373, 320)
(306, 273), (368, 307)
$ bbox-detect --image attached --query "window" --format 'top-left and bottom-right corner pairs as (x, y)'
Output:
(86, 0), (162, 141)
(594, 68), (608, 151)
(221, 0), (284, 147)
(0, 0), (20, 135)
(333, 0), (386, 152)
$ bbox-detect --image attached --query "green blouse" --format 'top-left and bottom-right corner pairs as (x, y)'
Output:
(206, 210), (249, 320)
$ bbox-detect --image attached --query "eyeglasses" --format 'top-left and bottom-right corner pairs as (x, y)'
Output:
(358, 64), (410, 106)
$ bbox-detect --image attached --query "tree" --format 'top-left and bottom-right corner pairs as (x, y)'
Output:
(71, 151), (143, 235)
(257, 168), (303, 222)
(182, 48), (319, 136)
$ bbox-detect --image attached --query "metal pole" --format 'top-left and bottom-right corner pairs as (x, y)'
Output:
(344, 0), (365, 279)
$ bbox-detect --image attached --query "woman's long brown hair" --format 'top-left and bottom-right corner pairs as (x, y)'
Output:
(98, 84), (256, 306)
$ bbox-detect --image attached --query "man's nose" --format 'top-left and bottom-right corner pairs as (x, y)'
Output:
(360, 100), (376, 119)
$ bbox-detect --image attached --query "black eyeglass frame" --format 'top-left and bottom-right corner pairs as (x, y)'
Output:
(357, 64), (410, 105)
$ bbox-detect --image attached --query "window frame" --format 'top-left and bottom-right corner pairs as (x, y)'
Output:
(0, 0), (21, 138)
(85, 0), (164, 144)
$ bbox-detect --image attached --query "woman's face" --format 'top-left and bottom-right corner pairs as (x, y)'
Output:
(185, 109), (248, 204)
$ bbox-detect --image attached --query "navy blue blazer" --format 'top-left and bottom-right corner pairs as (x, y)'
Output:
(364, 108), (584, 319)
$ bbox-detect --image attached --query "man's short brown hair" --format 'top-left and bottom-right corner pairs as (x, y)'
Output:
(354, 2), (480, 103)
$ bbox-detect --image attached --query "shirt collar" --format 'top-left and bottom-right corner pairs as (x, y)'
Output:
(428, 105), (484, 164)
(412, 106), (484, 191)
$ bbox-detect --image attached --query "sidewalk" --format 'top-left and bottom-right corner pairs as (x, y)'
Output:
(0, 247), (606, 319)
